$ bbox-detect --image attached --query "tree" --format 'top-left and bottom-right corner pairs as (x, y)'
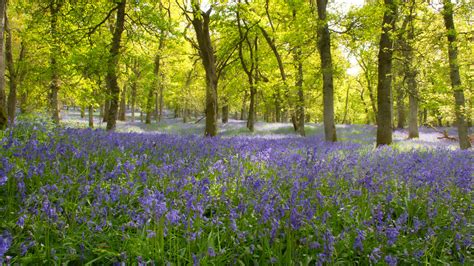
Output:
(400, 1), (419, 138)
(442, 0), (471, 149)
(0, 0), (7, 129)
(105, 0), (126, 131)
(236, 1), (258, 132)
(187, 1), (219, 136)
(48, 0), (63, 124)
(376, 0), (397, 147)
(315, 0), (337, 142)
(6, 13), (19, 126)
(294, 45), (305, 136)
(258, 0), (287, 124)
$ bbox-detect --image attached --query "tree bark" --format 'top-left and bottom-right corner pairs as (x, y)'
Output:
(131, 61), (139, 122)
(0, 0), (5, 129)
(259, 27), (285, 124)
(342, 83), (350, 125)
(236, 5), (257, 132)
(400, 1), (419, 138)
(118, 85), (126, 121)
(395, 83), (405, 129)
(376, 0), (397, 147)
(294, 46), (305, 136)
(316, 0), (337, 142)
(153, 33), (165, 122)
(131, 82), (136, 122)
(158, 84), (164, 122)
(222, 104), (229, 124)
(241, 90), (248, 120)
(105, 0), (126, 131)
(191, 3), (218, 137)
(49, 0), (62, 124)
(88, 105), (94, 128)
(274, 92), (281, 122)
(247, 84), (256, 132)
(442, 0), (471, 149)
(182, 68), (193, 123)
(103, 99), (110, 122)
(5, 14), (16, 126)
(145, 87), (153, 124)
(359, 88), (371, 124)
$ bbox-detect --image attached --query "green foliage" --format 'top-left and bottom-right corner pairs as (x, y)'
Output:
(3, 0), (472, 126)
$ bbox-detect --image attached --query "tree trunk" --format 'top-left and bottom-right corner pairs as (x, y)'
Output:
(158, 84), (164, 122)
(49, 1), (62, 124)
(222, 105), (229, 124)
(145, 88), (153, 124)
(88, 105), (94, 128)
(5, 14), (17, 126)
(408, 90), (418, 138)
(360, 88), (371, 124)
(294, 47), (305, 136)
(131, 81), (137, 122)
(367, 78), (377, 123)
(316, 0), (337, 142)
(118, 85), (126, 121)
(80, 106), (85, 118)
(236, 9), (257, 132)
(183, 108), (188, 123)
(183, 68), (193, 123)
(442, 0), (471, 149)
(103, 100), (110, 122)
(153, 49), (164, 123)
(0, 0), (5, 129)
(191, 4), (218, 137)
(396, 84), (406, 129)
(468, 91), (472, 128)
(241, 90), (247, 120)
(247, 84), (256, 132)
(376, 0), (397, 147)
(105, 0), (126, 131)
(400, 1), (419, 138)
(342, 84), (350, 125)
(259, 27), (286, 124)
(275, 92), (281, 122)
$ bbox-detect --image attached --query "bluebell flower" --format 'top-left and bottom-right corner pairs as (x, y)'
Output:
(207, 247), (216, 257)
(166, 209), (180, 225)
(0, 231), (12, 260)
(0, 175), (7, 186)
(353, 229), (365, 252)
(386, 226), (399, 246)
(369, 247), (382, 263)
(147, 230), (156, 238)
(385, 255), (397, 266)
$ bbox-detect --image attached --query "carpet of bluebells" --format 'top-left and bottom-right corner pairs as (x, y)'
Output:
(0, 120), (472, 265)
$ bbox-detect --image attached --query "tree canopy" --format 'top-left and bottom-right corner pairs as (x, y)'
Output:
(0, 0), (472, 147)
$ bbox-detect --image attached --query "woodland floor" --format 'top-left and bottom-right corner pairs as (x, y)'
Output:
(1, 110), (472, 264)
(62, 109), (466, 150)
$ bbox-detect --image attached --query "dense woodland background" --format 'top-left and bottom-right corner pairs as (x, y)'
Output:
(0, 0), (472, 148)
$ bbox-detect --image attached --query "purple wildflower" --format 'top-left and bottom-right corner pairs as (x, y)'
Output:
(166, 209), (180, 225)
(385, 255), (397, 266)
(369, 247), (382, 263)
(0, 175), (7, 186)
(386, 226), (399, 246)
(353, 229), (365, 252)
(0, 231), (12, 260)
(207, 247), (216, 257)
